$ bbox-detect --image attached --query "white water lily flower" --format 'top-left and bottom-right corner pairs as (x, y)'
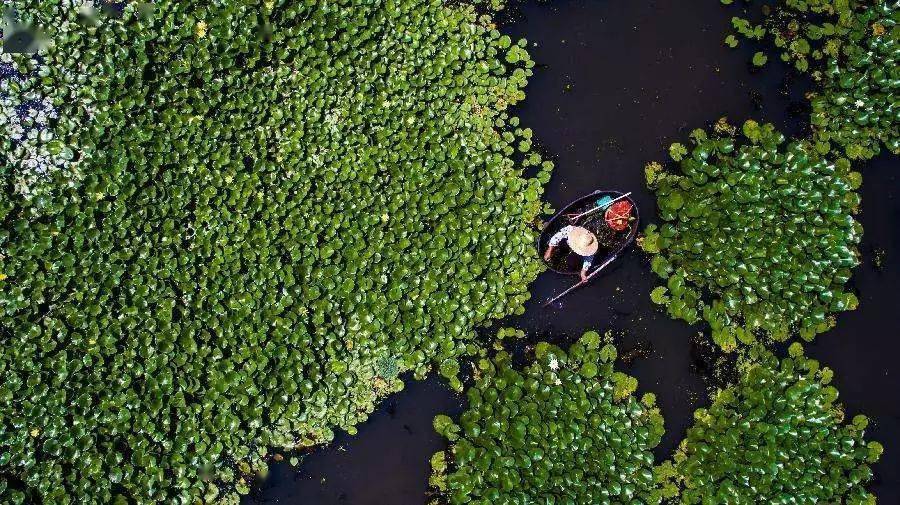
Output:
(548, 356), (559, 371)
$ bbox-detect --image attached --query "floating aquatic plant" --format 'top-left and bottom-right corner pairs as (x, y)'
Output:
(0, 45), (82, 202)
(643, 121), (862, 349)
(666, 343), (882, 504)
(809, 1), (899, 160)
(430, 331), (667, 504)
(725, 0), (899, 160)
(0, 0), (551, 503)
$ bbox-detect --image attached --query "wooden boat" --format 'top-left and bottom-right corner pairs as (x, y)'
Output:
(538, 190), (639, 305)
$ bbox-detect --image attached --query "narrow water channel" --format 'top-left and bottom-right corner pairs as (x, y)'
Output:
(246, 1), (899, 503)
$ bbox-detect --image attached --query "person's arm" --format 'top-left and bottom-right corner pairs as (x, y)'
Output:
(580, 254), (594, 282)
(544, 226), (571, 260)
(544, 245), (555, 261)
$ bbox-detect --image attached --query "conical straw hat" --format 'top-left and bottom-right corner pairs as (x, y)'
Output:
(568, 226), (598, 256)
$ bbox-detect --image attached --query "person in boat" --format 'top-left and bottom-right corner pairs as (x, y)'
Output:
(544, 225), (599, 282)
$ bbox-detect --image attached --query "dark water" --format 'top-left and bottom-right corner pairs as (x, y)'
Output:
(246, 1), (899, 503)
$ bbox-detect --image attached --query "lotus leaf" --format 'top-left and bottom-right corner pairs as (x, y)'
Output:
(752, 51), (768, 66)
(0, 0), (550, 502)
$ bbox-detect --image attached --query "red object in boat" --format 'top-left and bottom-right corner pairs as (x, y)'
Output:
(605, 200), (633, 231)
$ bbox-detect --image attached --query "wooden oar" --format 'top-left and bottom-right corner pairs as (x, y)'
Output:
(543, 254), (620, 307)
(566, 192), (632, 223)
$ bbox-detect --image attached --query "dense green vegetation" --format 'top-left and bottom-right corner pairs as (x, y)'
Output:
(725, 0), (899, 160)
(430, 331), (667, 504)
(431, 331), (885, 504)
(665, 343), (882, 503)
(642, 121), (862, 349)
(0, 1), (551, 503)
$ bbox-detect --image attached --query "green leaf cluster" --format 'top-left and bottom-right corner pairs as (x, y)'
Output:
(645, 121), (862, 349)
(430, 332), (667, 504)
(668, 345), (882, 504)
(732, 16), (766, 40)
(725, 1), (899, 160)
(809, 2), (899, 160)
(0, 0), (551, 503)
